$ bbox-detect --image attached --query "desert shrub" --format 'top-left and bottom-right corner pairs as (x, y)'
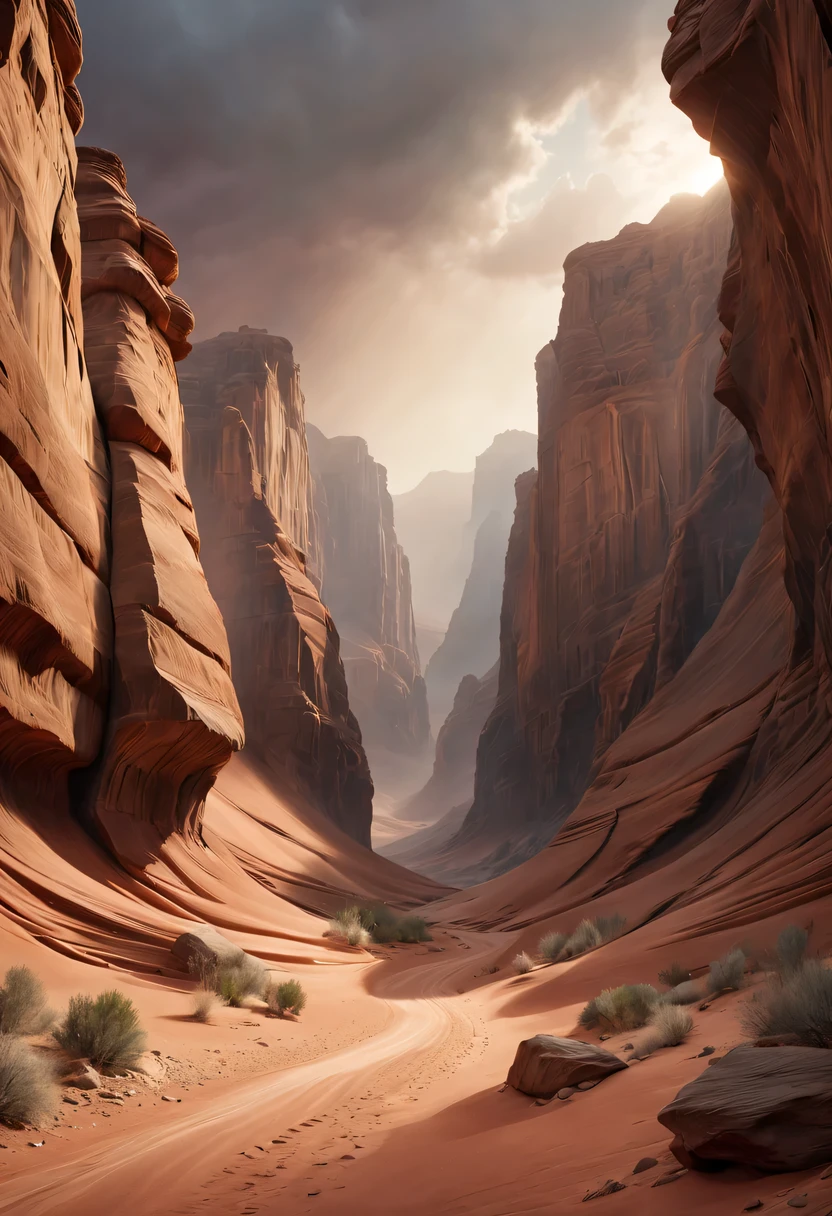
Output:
(396, 916), (431, 944)
(562, 920), (603, 959)
(192, 989), (217, 1023)
(54, 990), (146, 1070)
(708, 947), (747, 994)
(0, 1038), (57, 1126)
(579, 996), (601, 1029)
(513, 952), (534, 975)
(596, 914), (628, 943)
(664, 979), (703, 1005)
(0, 966), (55, 1036)
(539, 932), (567, 963)
(741, 959), (832, 1048)
(594, 984), (661, 1032)
(218, 952), (266, 1008)
(265, 979), (307, 1018)
(774, 925), (809, 978)
(328, 908), (372, 948)
(631, 1004), (694, 1059)
(658, 962), (691, 990)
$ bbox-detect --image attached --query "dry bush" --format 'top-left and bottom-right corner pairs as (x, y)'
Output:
(582, 984), (661, 1033)
(774, 925), (809, 978)
(741, 959), (832, 1048)
(596, 914), (627, 943)
(0, 966), (55, 1036)
(192, 989), (217, 1023)
(664, 979), (704, 1005)
(631, 1004), (694, 1059)
(708, 947), (747, 994)
(0, 1038), (57, 1126)
(658, 962), (691, 990)
(513, 952), (534, 975)
(538, 932), (567, 963)
(563, 920), (603, 959)
(54, 990), (146, 1070)
(328, 908), (372, 948)
(396, 916), (431, 944)
(265, 979), (307, 1018)
(217, 951), (266, 1008)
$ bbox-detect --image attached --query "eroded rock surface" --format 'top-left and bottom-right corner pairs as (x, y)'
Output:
(307, 425), (430, 758)
(181, 331), (374, 846)
(659, 1046), (832, 1173)
(507, 1035), (627, 1099)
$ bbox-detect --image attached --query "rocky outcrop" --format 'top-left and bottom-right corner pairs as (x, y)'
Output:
(307, 425), (430, 758)
(507, 1035), (627, 1099)
(392, 470), (475, 662)
(437, 183), (769, 883)
(181, 331), (374, 847)
(425, 431), (537, 728)
(0, 4), (242, 867)
(659, 1046), (832, 1173)
(77, 149), (244, 862)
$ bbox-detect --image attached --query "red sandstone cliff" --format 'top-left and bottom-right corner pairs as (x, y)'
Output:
(306, 425), (430, 760)
(180, 332), (374, 848)
(425, 183), (769, 886)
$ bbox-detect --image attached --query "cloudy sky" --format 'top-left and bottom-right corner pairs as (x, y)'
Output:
(75, 0), (721, 492)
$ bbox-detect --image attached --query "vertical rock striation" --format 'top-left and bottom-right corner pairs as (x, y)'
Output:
(307, 425), (430, 758)
(181, 331), (374, 847)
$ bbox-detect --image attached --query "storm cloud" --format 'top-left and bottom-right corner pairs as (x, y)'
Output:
(74, 1), (694, 487)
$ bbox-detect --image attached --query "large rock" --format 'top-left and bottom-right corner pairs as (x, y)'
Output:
(181, 331), (375, 846)
(507, 1035), (627, 1099)
(171, 925), (263, 979)
(658, 1045), (832, 1173)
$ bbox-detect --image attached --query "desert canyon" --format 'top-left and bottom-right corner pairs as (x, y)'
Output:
(2, 1), (832, 1214)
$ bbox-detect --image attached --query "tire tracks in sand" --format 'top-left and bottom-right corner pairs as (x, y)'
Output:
(0, 932), (493, 1215)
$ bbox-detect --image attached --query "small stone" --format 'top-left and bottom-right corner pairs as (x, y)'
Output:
(272, 1139), (287, 1145)
(633, 1157), (658, 1175)
(151, 1050), (162, 1056)
(28, 1141), (44, 1148)
(786, 1199), (808, 1210)
(427, 947), (444, 953)
(652, 1169), (688, 1187)
(699, 1002), (711, 1011)
(599, 1034), (611, 1042)
(160, 1095), (180, 1103)
(743, 1203), (763, 1212)
(622, 1044), (634, 1052)
(308, 1192), (321, 1198)
(98, 1090), (120, 1100)
(698, 1046), (716, 1057)
(534, 1098), (551, 1106)
(70, 1064), (103, 1091)
(578, 1080), (599, 1091)
(341, 1154), (355, 1160)
(557, 1087), (577, 1100)
(583, 1180), (626, 1201)
(63, 1097), (80, 1106)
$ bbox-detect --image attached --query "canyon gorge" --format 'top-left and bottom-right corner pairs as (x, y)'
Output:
(2, 1), (832, 1214)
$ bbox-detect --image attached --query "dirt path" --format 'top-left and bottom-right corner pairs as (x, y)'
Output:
(0, 936), (491, 1216)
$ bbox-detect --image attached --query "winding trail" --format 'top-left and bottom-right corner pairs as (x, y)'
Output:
(0, 940), (487, 1215)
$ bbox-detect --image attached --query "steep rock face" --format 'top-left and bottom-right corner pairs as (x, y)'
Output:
(307, 425), (430, 757)
(441, 184), (769, 882)
(425, 430), (537, 728)
(77, 149), (244, 862)
(181, 331), (374, 847)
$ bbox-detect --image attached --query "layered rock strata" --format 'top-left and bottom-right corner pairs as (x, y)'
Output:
(307, 425), (430, 757)
(181, 331), (374, 847)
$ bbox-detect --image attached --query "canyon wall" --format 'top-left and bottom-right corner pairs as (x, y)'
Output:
(181, 332), (374, 847)
(306, 425), (430, 759)
(425, 430), (537, 728)
(426, 182), (770, 885)
(0, 1), (243, 870)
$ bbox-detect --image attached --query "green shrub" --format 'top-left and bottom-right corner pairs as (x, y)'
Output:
(396, 916), (431, 944)
(590, 984), (661, 1032)
(265, 979), (307, 1018)
(0, 966), (55, 1036)
(579, 996), (600, 1029)
(741, 960), (832, 1048)
(774, 925), (809, 978)
(708, 947), (746, 994)
(189, 949), (265, 1008)
(513, 952), (534, 975)
(0, 1038), (57, 1126)
(664, 979), (703, 1005)
(54, 991), (146, 1070)
(658, 962), (691, 990)
(562, 914), (627, 960)
(631, 1004), (694, 1059)
(539, 932), (567, 963)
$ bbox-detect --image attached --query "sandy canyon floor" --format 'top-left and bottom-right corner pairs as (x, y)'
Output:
(3, 918), (832, 1216)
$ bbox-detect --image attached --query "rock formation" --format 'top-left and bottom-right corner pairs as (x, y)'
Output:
(181, 331), (374, 847)
(430, 182), (769, 886)
(0, 1), (242, 870)
(306, 425), (430, 759)
(392, 469), (475, 664)
(507, 1035), (627, 1099)
(425, 430), (537, 729)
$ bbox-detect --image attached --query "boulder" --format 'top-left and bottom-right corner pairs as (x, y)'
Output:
(171, 925), (261, 979)
(658, 1045), (832, 1172)
(66, 1063), (102, 1091)
(507, 1035), (627, 1098)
